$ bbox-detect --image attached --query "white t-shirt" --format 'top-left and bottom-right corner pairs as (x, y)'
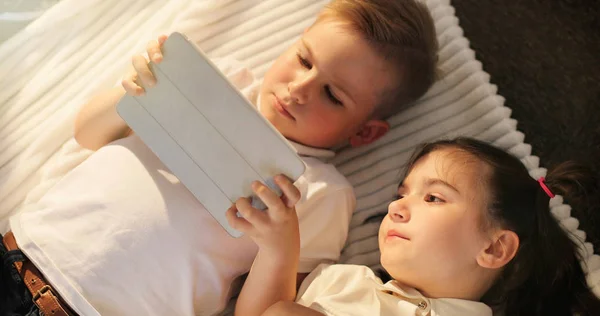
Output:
(9, 59), (355, 316)
(296, 264), (493, 316)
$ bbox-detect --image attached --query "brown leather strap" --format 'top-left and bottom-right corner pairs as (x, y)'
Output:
(3, 232), (76, 316)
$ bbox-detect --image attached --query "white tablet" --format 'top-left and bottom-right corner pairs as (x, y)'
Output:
(116, 32), (305, 237)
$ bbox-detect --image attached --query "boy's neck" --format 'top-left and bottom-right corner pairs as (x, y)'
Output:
(287, 139), (335, 159)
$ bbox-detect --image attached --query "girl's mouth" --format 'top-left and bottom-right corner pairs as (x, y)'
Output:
(386, 229), (410, 241)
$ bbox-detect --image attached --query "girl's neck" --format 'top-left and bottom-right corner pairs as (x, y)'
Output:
(392, 269), (496, 302)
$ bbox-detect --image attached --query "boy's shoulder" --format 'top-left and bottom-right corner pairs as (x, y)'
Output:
(302, 157), (351, 187)
(300, 156), (351, 191)
(289, 141), (352, 194)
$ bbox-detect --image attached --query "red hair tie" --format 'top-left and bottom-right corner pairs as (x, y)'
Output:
(538, 177), (555, 198)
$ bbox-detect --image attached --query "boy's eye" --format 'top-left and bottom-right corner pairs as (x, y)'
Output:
(394, 194), (404, 200)
(297, 53), (312, 69)
(325, 86), (343, 106)
(296, 53), (343, 106)
(425, 194), (444, 203)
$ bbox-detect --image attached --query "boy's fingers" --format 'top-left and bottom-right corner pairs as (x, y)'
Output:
(146, 39), (163, 64)
(225, 206), (253, 233)
(122, 73), (144, 96)
(274, 175), (301, 208)
(157, 34), (168, 45)
(131, 54), (156, 87)
(235, 197), (265, 226)
(252, 181), (286, 215)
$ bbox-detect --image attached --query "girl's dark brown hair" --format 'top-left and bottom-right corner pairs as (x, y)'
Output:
(403, 137), (600, 315)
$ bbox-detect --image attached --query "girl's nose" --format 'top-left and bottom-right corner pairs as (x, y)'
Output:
(387, 197), (410, 223)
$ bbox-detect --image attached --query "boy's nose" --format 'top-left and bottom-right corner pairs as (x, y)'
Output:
(288, 70), (317, 105)
(388, 198), (410, 223)
(288, 82), (307, 105)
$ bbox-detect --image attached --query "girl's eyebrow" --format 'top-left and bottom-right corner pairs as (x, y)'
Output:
(425, 178), (460, 194)
(398, 178), (460, 194)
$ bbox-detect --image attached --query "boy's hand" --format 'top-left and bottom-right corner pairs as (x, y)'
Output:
(226, 175), (301, 257)
(121, 34), (168, 96)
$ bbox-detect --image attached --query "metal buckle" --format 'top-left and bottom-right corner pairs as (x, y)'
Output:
(32, 284), (53, 302)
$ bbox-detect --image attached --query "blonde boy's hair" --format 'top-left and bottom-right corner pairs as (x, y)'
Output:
(321, 0), (439, 119)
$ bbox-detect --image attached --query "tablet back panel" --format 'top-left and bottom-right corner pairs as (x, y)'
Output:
(116, 32), (305, 237)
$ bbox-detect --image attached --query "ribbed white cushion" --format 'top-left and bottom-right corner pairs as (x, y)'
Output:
(0, 0), (597, 298)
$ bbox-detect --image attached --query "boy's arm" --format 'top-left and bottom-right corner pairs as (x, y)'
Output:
(262, 301), (325, 316)
(225, 176), (303, 316)
(74, 36), (167, 150)
(235, 248), (300, 316)
(74, 86), (130, 150)
(234, 250), (309, 311)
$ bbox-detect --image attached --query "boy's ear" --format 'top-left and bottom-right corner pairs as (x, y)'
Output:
(477, 230), (519, 269)
(349, 120), (390, 148)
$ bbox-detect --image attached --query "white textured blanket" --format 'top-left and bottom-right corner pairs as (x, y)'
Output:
(0, 0), (598, 300)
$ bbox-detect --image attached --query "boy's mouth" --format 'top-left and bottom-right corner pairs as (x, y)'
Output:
(273, 94), (295, 121)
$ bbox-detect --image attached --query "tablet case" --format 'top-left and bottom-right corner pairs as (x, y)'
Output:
(116, 32), (306, 237)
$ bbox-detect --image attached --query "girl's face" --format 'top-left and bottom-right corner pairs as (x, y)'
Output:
(379, 149), (492, 298)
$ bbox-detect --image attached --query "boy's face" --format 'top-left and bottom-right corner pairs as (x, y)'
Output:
(258, 18), (394, 148)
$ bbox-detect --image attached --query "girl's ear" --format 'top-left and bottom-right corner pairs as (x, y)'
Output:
(477, 230), (519, 269)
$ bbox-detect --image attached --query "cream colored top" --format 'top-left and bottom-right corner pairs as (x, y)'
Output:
(296, 264), (493, 316)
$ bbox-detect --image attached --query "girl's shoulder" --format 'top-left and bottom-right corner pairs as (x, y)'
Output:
(297, 264), (385, 304)
(308, 264), (383, 285)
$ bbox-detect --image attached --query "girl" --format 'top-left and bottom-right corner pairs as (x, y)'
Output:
(226, 137), (600, 315)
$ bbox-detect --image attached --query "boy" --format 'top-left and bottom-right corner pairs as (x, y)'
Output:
(1, 0), (438, 315)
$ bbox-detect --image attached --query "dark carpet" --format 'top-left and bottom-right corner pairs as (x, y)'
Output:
(452, 0), (600, 251)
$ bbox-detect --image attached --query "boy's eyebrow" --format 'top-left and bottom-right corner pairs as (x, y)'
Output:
(301, 38), (356, 106)
(301, 38), (314, 58)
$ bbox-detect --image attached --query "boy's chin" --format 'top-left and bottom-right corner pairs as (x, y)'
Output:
(330, 139), (350, 151)
(299, 135), (353, 150)
(283, 133), (337, 150)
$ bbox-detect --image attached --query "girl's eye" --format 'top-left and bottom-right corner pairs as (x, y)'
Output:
(325, 86), (342, 105)
(297, 53), (311, 69)
(425, 194), (444, 203)
(394, 194), (404, 200)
